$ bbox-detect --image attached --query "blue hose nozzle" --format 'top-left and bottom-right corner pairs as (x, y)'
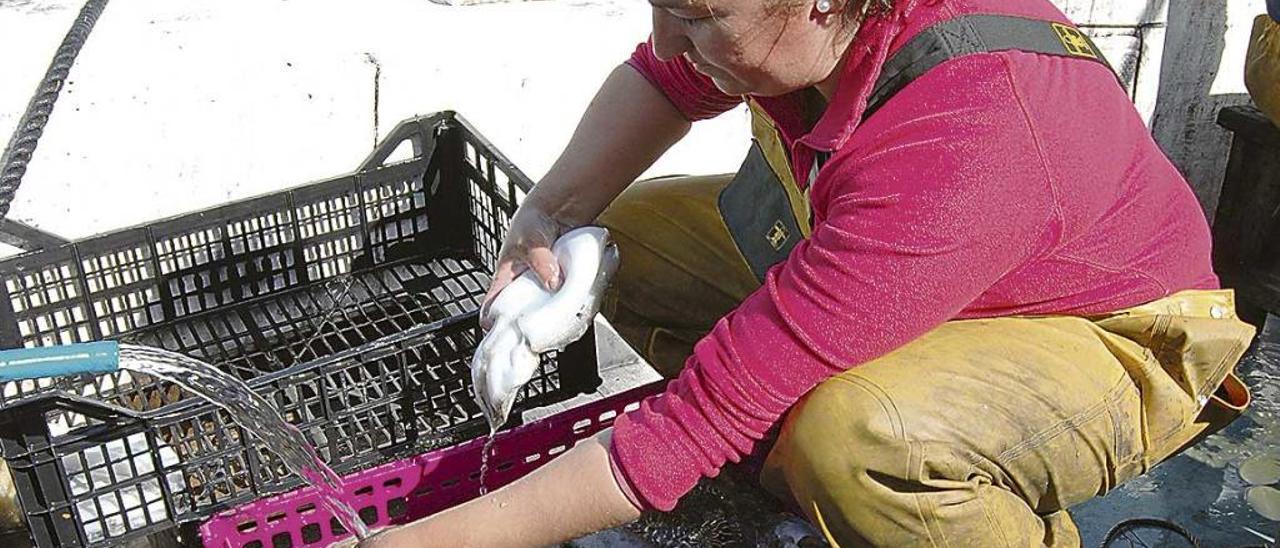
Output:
(0, 341), (120, 381)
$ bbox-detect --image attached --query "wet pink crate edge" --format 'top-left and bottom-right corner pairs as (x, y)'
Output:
(199, 383), (663, 547)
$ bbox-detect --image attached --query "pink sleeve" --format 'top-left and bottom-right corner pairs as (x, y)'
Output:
(608, 56), (1057, 511)
(625, 38), (742, 121)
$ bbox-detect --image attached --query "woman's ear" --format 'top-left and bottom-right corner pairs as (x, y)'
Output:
(810, 0), (845, 22)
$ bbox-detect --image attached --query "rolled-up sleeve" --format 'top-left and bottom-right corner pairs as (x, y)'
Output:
(625, 38), (742, 121)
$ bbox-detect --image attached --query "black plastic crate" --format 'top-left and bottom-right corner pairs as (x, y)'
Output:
(0, 112), (601, 547)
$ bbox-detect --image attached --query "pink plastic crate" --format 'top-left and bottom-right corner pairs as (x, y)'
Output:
(199, 382), (663, 547)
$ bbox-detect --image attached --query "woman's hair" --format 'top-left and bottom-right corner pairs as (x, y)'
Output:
(850, 0), (894, 27)
(865, 0), (894, 13)
(820, 0), (890, 39)
(762, 0), (893, 35)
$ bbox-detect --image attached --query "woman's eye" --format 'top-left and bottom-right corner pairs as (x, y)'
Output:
(671, 10), (711, 24)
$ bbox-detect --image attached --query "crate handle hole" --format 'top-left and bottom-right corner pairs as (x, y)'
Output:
(237, 520), (258, 533)
(379, 139), (419, 166)
(354, 485), (374, 497)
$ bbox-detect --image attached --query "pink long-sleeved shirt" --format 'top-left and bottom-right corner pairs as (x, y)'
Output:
(610, 0), (1218, 511)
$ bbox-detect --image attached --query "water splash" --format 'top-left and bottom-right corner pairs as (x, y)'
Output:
(478, 427), (497, 496)
(117, 344), (371, 540)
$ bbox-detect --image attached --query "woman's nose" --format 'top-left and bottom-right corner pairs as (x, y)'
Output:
(650, 9), (692, 61)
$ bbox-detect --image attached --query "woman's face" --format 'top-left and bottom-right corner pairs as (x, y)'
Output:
(650, 0), (854, 96)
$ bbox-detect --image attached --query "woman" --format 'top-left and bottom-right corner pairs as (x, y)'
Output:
(373, 0), (1257, 544)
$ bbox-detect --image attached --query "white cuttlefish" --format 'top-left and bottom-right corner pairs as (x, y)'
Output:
(471, 226), (619, 430)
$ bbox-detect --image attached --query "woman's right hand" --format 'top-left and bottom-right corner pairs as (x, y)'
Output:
(478, 63), (693, 331)
(479, 200), (574, 330)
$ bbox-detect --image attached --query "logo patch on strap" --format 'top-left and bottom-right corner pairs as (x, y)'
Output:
(766, 220), (790, 250)
(1051, 22), (1097, 59)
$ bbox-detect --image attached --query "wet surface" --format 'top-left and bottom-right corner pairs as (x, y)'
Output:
(574, 468), (826, 548)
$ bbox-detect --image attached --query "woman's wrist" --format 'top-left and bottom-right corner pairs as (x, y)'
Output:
(524, 183), (603, 229)
(605, 436), (645, 512)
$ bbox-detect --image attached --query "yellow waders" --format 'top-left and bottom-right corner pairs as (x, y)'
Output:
(1247, 14), (1280, 126)
(598, 99), (1254, 548)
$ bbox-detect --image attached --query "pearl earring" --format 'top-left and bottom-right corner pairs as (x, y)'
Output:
(815, 0), (832, 13)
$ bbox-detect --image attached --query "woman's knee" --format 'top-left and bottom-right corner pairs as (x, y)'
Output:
(768, 374), (1035, 545)
(763, 375), (920, 542)
(766, 374), (905, 497)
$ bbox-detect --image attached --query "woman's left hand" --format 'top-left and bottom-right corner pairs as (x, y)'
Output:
(361, 430), (640, 547)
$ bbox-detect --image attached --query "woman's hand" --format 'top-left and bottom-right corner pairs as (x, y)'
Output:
(479, 201), (573, 330)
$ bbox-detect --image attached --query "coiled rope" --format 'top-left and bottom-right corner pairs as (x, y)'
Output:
(0, 0), (111, 221)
